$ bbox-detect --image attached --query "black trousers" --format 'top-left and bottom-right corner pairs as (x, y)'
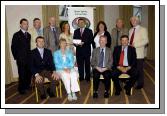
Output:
(93, 69), (111, 92)
(136, 59), (144, 87)
(112, 67), (137, 91)
(76, 55), (90, 80)
(16, 60), (31, 92)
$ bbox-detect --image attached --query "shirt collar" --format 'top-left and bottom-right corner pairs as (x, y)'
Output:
(37, 47), (44, 51)
(21, 29), (26, 33)
(134, 25), (140, 29)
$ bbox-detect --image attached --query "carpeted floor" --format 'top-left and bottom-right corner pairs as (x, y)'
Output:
(5, 59), (155, 104)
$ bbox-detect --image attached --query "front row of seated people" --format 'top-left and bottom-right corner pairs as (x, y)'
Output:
(31, 35), (137, 101)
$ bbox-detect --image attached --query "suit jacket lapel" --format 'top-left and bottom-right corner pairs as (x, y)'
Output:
(36, 48), (43, 60)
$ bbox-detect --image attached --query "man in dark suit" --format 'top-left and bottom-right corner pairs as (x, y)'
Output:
(112, 35), (137, 96)
(91, 35), (112, 98)
(11, 18), (31, 94)
(31, 36), (59, 99)
(73, 18), (94, 82)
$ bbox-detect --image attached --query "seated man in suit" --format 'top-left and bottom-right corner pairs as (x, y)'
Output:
(91, 35), (112, 98)
(31, 36), (60, 99)
(112, 35), (137, 96)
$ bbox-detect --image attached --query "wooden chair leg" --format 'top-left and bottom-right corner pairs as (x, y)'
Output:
(59, 81), (62, 98)
(35, 84), (39, 103)
(110, 79), (113, 96)
(91, 78), (93, 96)
(56, 86), (59, 98)
(131, 87), (133, 95)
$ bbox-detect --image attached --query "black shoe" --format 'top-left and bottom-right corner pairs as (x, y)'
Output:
(135, 85), (143, 89)
(47, 88), (55, 97)
(79, 78), (84, 81)
(93, 92), (98, 98)
(19, 90), (26, 94)
(104, 91), (109, 98)
(40, 94), (47, 99)
(86, 79), (90, 82)
(115, 90), (120, 96)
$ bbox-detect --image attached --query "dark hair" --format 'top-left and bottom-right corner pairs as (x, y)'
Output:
(33, 18), (40, 22)
(35, 36), (44, 43)
(120, 35), (129, 40)
(20, 18), (28, 24)
(78, 18), (85, 22)
(96, 21), (107, 32)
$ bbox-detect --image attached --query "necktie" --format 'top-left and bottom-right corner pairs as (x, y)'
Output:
(24, 32), (27, 38)
(130, 28), (136, 45)
(80, 28), (83, 37)
(116, 30), (120, 46)
(119, 47), (125, 66)
(99, 49), (104, 68)
(53, 28), (58, 45)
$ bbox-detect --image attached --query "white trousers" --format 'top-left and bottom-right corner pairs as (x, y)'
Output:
(57, 68), (80, 94)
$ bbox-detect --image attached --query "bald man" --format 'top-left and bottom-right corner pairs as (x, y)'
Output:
(129, 16), (149, 89)
(43, 17), (60, 52)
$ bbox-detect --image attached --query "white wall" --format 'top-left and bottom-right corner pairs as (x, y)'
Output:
(104, 5), (119, 34)
(6, 5), (43, 80)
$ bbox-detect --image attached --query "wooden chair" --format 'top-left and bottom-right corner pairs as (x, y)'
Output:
(118, 74), (133, 95)
(31, 78), (61, 103)
(90, 75), (114, 96)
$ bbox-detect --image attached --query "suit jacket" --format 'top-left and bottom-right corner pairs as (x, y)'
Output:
(111, 27), (128, 50)
(91, 47), (112, 70)
(43, 26), (60, 52)
(92, 31), (112, 48)
(31, 48), (55, 76)
(11, 30), (31, 61)
(129, 25), (149, 59)
(28, 27), (43, 50)
(53, 49), (74, 71)
(73, 28), (93, 57)
(112, 45), (137, 70)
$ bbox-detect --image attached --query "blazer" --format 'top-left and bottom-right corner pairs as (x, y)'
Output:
(129, 25), (149, 59)
(91, 47), (112, 70)
(73, 28), (93, 57)
(112, 45), (137, 70)
(92, 31), (112, 48)
(31, 48), (55, 76)
(28, 27), (43, 50)
(11, 29), (31, 61)
(43, 26), (60, 52)
(53, 49), (74, 71)
(111, 27), (128, 49)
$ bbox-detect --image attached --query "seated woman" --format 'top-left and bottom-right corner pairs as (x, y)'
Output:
(53, 38), (80, 101)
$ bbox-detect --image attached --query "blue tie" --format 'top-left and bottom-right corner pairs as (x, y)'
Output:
(99, 49), (104, 68)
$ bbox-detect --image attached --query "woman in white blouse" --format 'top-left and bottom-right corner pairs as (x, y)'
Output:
(92, 21), (112, 48)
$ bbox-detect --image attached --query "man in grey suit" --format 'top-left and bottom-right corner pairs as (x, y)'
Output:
(91, 35), (113, 98)
(111, 18), (128, 51)
(43, 17), (60, 52)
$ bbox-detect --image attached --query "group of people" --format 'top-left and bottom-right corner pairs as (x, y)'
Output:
(11, 16), (149, 101)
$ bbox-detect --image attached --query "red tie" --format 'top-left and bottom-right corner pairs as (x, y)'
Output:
(80, 28), (83, 37)
(119, 47), (124, 66)
(130, 28), (135, 45)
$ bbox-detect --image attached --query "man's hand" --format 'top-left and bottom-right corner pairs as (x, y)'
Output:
(96, 66), (102, 72)
(52, 71), (60, 80)
(64, 68), (70, 73)
(35, 75), (43, 84)
(78, 42), (84, 46)
(101, 68), (107, 72)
